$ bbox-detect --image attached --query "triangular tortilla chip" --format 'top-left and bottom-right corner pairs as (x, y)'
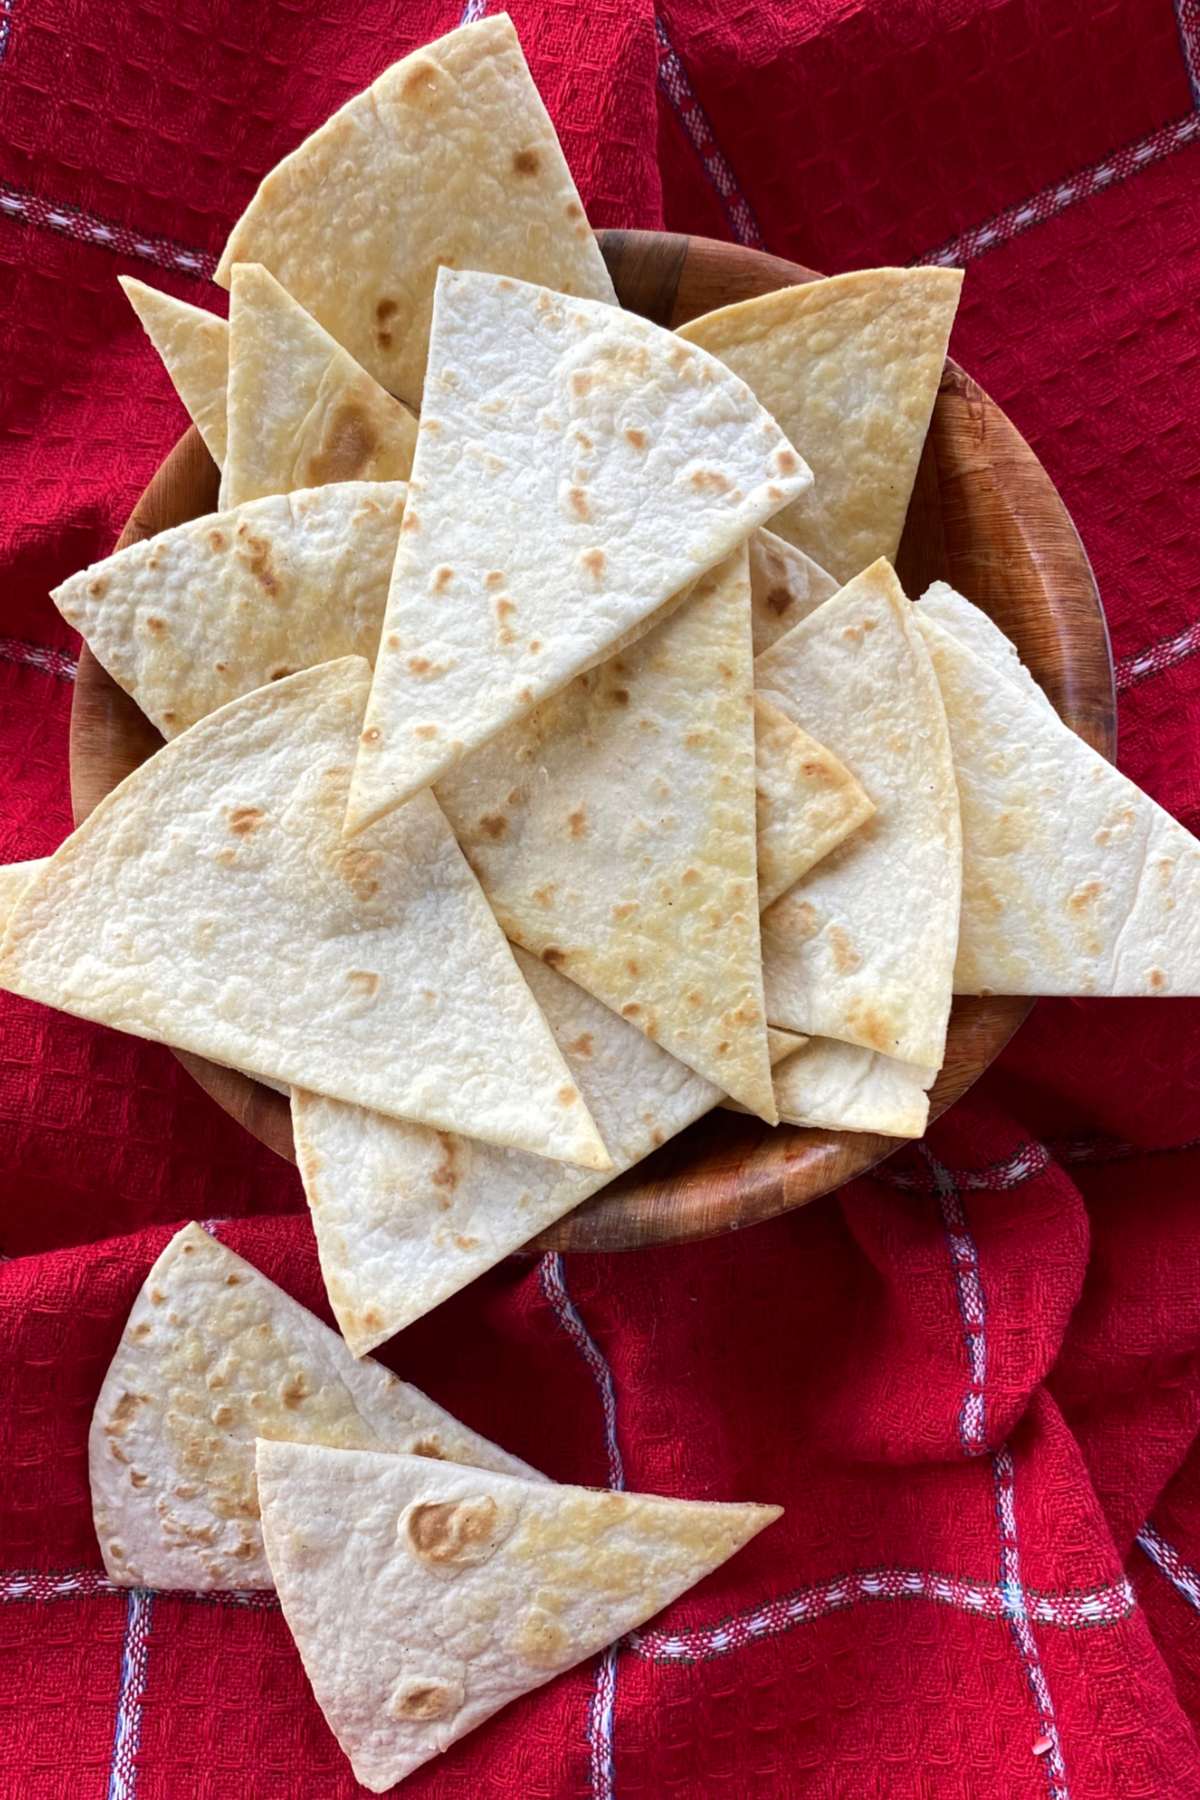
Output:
(769, 1039), (933, 1137)
(749, 527), (838, 654)
(678, 268), (962, 583)
(0, 859), (43, 928)
(756, 560), (961, 1067)
(754, 695), (874, 908)
(345, 268), (811, 832)
(221, 264), (418, 509)
(90, 1223), (539, 1591)
(0, 659), (609, 1168)
(119, 275), (229, 467)
(53, 483), (406, 738)
(215, 14), (617, 407)
(257, 1439), (780, 1792)
(915, 601), (1200, 996)
(919, 581), (1057, 718)
(435, 546), (775, 1118)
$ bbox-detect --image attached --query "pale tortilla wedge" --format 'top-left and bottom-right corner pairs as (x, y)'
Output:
(345, 268), (811, 831)
(52, 483), (406, 739)
(678, 268), (962, 583)
(119, 275), (229, 467)
(915, 602), (1200, 995)
(756, 560), (961, 1068)
(754, 696), (874, 908)
(257, 1439), (780, 1792)
(215, 14), (617, 406)
(435, 546), (775, 1119)
(90, 1223), (540, 1590)
(769, 1039), (933, 1137)
(749, 528), (839, 655)
(292, 957), (805, 1354)
(0, 659), (609, 1169)
(0, 859), (44, 929)
(221, 264), (418, 509)
(919, 581), (1057, 718)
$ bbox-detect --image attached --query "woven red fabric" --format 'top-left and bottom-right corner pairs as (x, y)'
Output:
(3, 1), (1200, 1794)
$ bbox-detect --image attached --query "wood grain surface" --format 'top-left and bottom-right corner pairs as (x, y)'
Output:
(68, 229), (1115, 1252)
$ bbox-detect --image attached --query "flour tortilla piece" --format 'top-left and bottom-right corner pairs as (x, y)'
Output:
(119, 276), (229, 467)
(52, 483), (406, 739)
(0, 859), (45, 929)
(749, 528), (839, 655)
(90, 1223), (539, 1591)
(215, 14), (616, 407)
(257, 1440), (780, 1792)
(756, 560), (961, 1067)
(678, 269), (963, 583)
(436, 546), (775, 1119)
(221, 264), (418, 509)
(0, 659), (609, 1168)
(768, 1039), (933, 1137)
(918, 582), (1057, 718)
(345, 268), (811, 831)
(915, 608), (1200, 995)
(754, 696), (874, 908)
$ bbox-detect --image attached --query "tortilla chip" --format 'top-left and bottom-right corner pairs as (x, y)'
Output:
(754, 696), (874, 908)
(757, 560), (961, 1068)
(435, 546), (774, 1118)
(90, 1223), (539, 1590)
(0, 658), (609, 1168)
(53, 482), (406, 739)
(119, 276), (229, 467)
(915, 600), (1200, 996)
(215, 14), (617, 406)
(221, 264), (417, 509)
(749, 528), (838, 654)
(345, 268), (811, 832)
(678, 268), (962, 583)
(257, 1439), (780, 1791)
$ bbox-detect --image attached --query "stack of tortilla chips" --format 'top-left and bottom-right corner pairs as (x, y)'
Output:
(3, 14), (1198, 1789)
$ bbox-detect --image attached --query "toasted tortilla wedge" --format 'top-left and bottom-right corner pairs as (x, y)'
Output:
(749, 528), (839, 655)
(345, 268), (811, 831)
(90, 1223), (539, 1590)
(215, 14), (617, 406)
(0, 659), (608, 1168)
(756, 560), (961, 1068)
(222, 264), (417, 509)
(435, 546), (775, 1118)
(678, 268), (962, 583)
(754, 696), (874, 908)
(119, 276), (229, 466)
(52, 483), (406, 739)
(257, 1439), (780, 1792)
(915, 601), (1200, 995)
(919, 581), (1057, 718)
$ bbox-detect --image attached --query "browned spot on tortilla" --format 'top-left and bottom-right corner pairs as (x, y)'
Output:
(541, 946), (566, 967)
(235, 527), (278, 596)
(845, 999), (896, 1053)
(131, 1321), (151, 1341)
(405, 1497), (502, 1568)
(842, 624), (864, 645)
(512, 147), (540, 176)
(211, 1403), (235, 1427)
(408, 656), (435, 676)
(105, 1392), (146, 1437)
(454, 1233), (479, 1251)
(608, 687), (629, 709)
(495, 596), (516, 621)
(479, 812), (508, 841)
(228, 805), (263, 837)
(621, 1002), (641, 1018)
(415, 723), (438, 740)
(669, 343), (695, 372)
(225, 1273), (241, 1286)
(391, 1681), (457, 1722)
(568, 806), (587, 838)
(1067, 879), (1104, 914)
(681, 868), (700, 886)
(582, 548), (606, 580)
(862, 616), (878, 632)
(571, 370), (592, 398)
(624, 427), (647, 451)
(567, 485), (591, 521)
(376, 298), (397, 322)
(161, 710), (177, 727)
(279, 1370), (310, 1409)
(519, 687), (534, 705)
(716, 1040), (730, 1055)
(565, 200), (584, 220)
(690, 467), (730, 494)
(516, 1604), (571, 1669)
(1148, 967), (1168, 992)
(612, 901), (637, 921)
(566, 1033), (593, 1059)
(800, 759), (830, 779)
(651, 1128), (666, 1147)
(145, 615), (166, 636)
(150, 1288), (165, 1305)
(400, 58), (440, 102)
(411, 1438), (446, 1460)
(774, 446), (800, 476)
(360, 727), (381, 748)
(765, 585), (793, 618)
(766, 483), (784, 501)
(347, 970), (380, 1000)
(402, 510), (420, 533)
(485, 571), (506, 590)
(269, 666), (294, 681)
(308, 403), (378, 484)
(337, 845), (383, 902)
(829, 926), (862, 976)
(625, 958), (639, 977)
(557, 1085), (579, 1107)
(88, 576), (108, 598)
(718, 662), (735, 681)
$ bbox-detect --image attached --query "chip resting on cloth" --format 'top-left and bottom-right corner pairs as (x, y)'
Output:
(678, 268), (962, 583)
(215, 13), (617, 407)
(52, 483), (406, 739)
(221, 263), (417, 508)
(345, 268), (812, 832)
(748, 527), (839, 655)
(435, 545), (776, 1118)
(119, 275), (230, 467)
(89, 1223), (539, 1591)
(256, 1439), (781, 1792)
(756, 560), (962, 1069)
(915, 598), (1200, 995)
(0, 658), (609, 1168)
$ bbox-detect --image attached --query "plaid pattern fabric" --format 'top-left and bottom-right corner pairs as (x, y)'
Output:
(3, 2), (1200, 1794)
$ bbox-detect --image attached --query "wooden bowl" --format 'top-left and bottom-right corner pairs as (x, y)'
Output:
(69, 229), (1114, 1252)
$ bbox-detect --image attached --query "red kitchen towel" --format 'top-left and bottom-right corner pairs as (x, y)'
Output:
(3, 1), (1200, 1794)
